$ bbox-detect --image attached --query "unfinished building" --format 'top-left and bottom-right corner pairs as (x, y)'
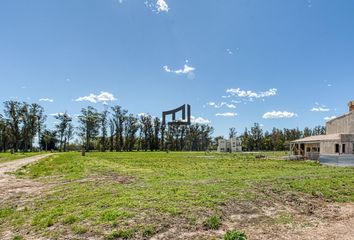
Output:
(217, 137), (242, 153)
(290, 101), (354, 161)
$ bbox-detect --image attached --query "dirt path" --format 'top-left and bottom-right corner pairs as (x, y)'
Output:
(0, 154), (52, 204)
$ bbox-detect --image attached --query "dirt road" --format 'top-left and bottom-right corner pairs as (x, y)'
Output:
(0, 154), (52, 204)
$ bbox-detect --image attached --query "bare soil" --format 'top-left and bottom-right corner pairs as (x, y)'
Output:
(0, 154), (53, 205)
(152, 188), (354, 240)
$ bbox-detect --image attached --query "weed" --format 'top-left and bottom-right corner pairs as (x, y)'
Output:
(223, 230), (247, 240)
(203, 215), (221, 230)
(142, 225), (156, 237)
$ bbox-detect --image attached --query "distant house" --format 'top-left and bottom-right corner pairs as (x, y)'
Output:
(291, 101), (354, 160)
(218, 137), (242, 153)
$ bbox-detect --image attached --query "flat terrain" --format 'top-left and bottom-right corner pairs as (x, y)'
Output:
(0, 152), (44, 164)
(0, 152), (354, 240)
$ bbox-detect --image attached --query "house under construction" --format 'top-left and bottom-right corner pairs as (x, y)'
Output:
(290, 101), (354, 161)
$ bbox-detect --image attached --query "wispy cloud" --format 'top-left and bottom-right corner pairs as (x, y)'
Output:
(163, 61), (195, 79)
(263, 111), (297, 119)
(226, 88), (277, 99)
(324, 116), (336, 121)
(191, 116), (211, 124)
(207, 102), (236, 109)
(311, 107), (330, 112)
(49, 112), (71, 117)
(311, 103), (330, 112)
(215, 112), (238, 117)
(75, 91), (116, 104)
(163, 63), (195, 75)
(39, 98), (54, 103)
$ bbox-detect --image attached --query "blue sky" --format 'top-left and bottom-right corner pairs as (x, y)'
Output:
(1, 0), (354, 137)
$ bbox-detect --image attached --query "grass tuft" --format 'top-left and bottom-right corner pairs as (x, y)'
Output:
(203, 215), (221, 230)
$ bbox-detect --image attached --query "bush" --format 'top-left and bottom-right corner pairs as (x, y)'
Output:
(203, 215), (221, 230)
(223, 230), (247, 240)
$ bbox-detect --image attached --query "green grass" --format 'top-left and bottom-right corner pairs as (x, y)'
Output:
(1, 152), (354, 239)
(0, 152), (44, 164)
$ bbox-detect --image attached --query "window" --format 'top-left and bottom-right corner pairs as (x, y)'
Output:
(335, 144), (340, 153)
(306, 147), (311, 152)
(342, 144), (346, 153)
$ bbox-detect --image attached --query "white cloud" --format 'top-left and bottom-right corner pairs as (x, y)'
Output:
(164, 64), (195, 75)
(39, 98), (54, 103)
(215, 112), (238, 117)
(207, 102), (236, 109)
(145, 0), (169, 13)
(138, 112), (150, 117)
(324, 116), (336, 121)
(263, 111), (297, 119)
(311, 107), (330, 112)
(50, 112), (72, 118)
(226, 88), (277, 100)
(75, 91), (116, 104)
(191, 116), (211, 124)
(226, 49), (233, 55)
(156, 0), (169, 12)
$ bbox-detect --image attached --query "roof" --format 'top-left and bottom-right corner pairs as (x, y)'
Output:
(291, 134), (341, 143)
(326, 111), (354, 124)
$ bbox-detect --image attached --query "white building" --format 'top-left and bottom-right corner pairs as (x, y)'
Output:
(217, 137), (242, 153)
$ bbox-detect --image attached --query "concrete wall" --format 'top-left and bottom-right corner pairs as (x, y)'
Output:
(320, 135), (354, 155)
(326, 112), (354, 134)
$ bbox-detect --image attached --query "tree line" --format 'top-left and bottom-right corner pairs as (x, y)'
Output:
(233, 123), (326, 151)
(0, 100), (327, 153)
(0, 100), (214, 152)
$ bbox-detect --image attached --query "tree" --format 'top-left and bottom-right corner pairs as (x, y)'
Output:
(153, 117), (161, 151)
(303, 127), (312, 137)
(55, 112), (72, 152)
(100, 110), (109, 152)
(250, 123), (263, 151)
(111, 106), (127, 151)
(3, 101), (23, 152)
(139, 114), (153, 151)
(109, 119), (115, 152)
(40, 130), (58, 151)
(78, 106), (101, 151)
(65, 122), (75, 151)
(229, 127), (237, 139)
(0, 114), (10, 152)
(123, 114), (139, 151)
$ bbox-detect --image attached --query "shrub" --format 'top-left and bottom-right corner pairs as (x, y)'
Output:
(223, 230), (247, 240)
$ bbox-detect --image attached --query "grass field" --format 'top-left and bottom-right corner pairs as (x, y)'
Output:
(1, 152), (354, 239)
(0, 152), (44, 164)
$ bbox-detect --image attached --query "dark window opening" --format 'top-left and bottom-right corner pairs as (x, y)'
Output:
(335, 144), (340, 153)
(342, 144), (346, 153)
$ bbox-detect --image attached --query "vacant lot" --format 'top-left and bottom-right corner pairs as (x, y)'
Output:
(1, 152), (354, 240)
